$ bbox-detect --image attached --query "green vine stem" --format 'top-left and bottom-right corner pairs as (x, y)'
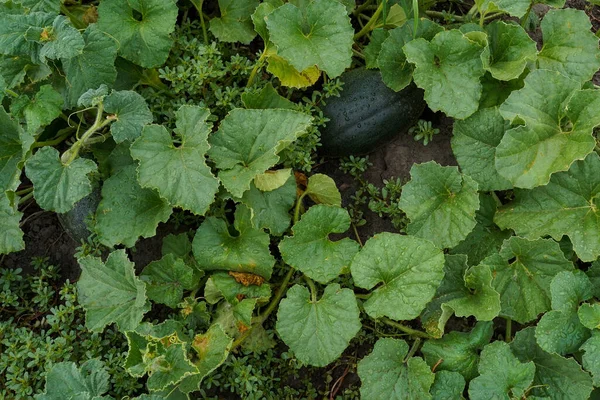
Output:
(379, 317), (432, 339)
(354, 1), (384, 40)
(18, 191), (34, 206)
(60, 102), (114, 166)
(15, 187), (33, 197)
(425, 10), (466, 22)
(189, 0), (208, 44)
(404, 337), (422, 362)
(246, 49), (269, 88)
(33, 128), (75, 148)
(304, 276), (318, 303)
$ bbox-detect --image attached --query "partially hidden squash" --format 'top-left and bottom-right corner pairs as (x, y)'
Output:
(319, 68), (426, 157)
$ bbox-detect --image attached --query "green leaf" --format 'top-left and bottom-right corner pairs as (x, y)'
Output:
(95, 164), (172, 248)
(481, 21), (536, 81)
(62, 24), (118, 107)
(17, 0), (60, 14)
(581, 331), (600, 386)
(77, 249), (150, 332)
(357, 338), (435, 400)
(0, 195), (24, 255)
(209, 0), (259, 44)
(97, 0), (178, 68)
(251, 1), (281, 42)
(449, 193), (512, 266)
(399, 161), (480, 249)
(208, 108), (312, 197)
(178, 324), (232, 393)
(162, 233), (192, 259)
(578, 303), (600, 330)
(468, 341), (535, 400)
(403, 29), (485, 119)
(304, 173), (341, 206)
(39, 16), (84, 62)
(483, 237), (573, 324)
(280, 205), (359, 284)
(104, 90), (153, 143)
(77, 85), (109, 108)
(350, 232), (444, 320)
(497, 70), (600, 189)
(586, 260), (600, 298)
(25, 146), (97, 213)
(430, 371), (465, 400)
(377, 19), (443, 91)
(36, 359), (110, 400)
(140, 254), (199, 309)
(511, 327), (593, 400)
(241, 82), (295, 110)
(0, 12), (54, 62)
(538, 9), (600, 85)
(421, 321), (493, 381)
(495, 152), (600, 262)
(484, 0), (530, 17)
(192, 205), (275, 279)
(265, 0), (354, 78)
(276, 283), (361, 367)
(421, 255), (500, 338)
(451, 107), (512, 191)
(22, 84), (63, 133)
(254, 168), (292, 191)
(364, 28), (388, 69)
(131, 105), (218, 215)
(535, 271), (592, 355)
(479, 71), (524, 109)
(0, 107), (31, 194)
(239, 176), (296, 236)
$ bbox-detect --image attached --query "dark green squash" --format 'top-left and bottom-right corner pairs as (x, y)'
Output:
(319, 68), (426, 157)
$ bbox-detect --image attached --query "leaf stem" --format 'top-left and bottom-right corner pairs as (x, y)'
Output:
(505, 318), (512, 342)
(304, 275), (318, 303)
(379, 317), (432, 339)
(15, 187), (33, 196)
(189, 0), (208, 44)
(33, 129), (74, 148)
(521, 4), (533, 29)
(404, 337), (421, 362)
(424, 10), (466, 21)
(353, 0), (374, 15)
(246, 49), (269, 88)
(18, 191), (34, 206)
(293, 192), (307, 224)
(354, 1), (384, 40)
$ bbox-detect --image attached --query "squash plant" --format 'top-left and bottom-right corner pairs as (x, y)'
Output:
(1, 0), (600, 398)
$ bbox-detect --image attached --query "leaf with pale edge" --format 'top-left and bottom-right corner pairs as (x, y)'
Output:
(97, 0), (178, 68)
(95, 165), (172, 248)
(239, 176), (296, 236)
(497, 70), (600, 189)
(421, 255), (500, 338)
(265, 49), (321, 89)
(351, 232), (444, 320)
(481, 21), (536, 81)
(276, 283), (360, 367)
(430, 371), (465, 400)
(377, 19), (443, 91)
(403, 29), (484, 119)
(77, 249), (150, 332)
(140, 254), (199, 309)
(62, 24), (118, 108)
(104, 90), (153, 143)
(209, 0), (259, 44)
(399, 161), (479, 249)
(357, 338), (435, 400)
(177, 324), (232, 393)
(280, 205), (359, 284)
(26, 147), (97, 213)
(511, 327), (593, 400)
(451, 107), (512, 191)
(265, 0), (353, 78)
(495, 152), (600, 262)
(254, 168), (291, 191)
(468, 341), (535, 400)
(193, 205), (275, 279)
(535, 271), (592, 355)
(36, 359), (109, 400)
(131, 105), (218, 215)
(483, 237), (573, 324)
(421, 321), (493, 381)
(208, 108), (311, 197)
(538, 9), (600, 85)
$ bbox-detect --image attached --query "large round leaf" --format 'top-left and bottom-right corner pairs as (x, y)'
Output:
(350, 232), (444, 320)
(276, 283), (360, 367)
